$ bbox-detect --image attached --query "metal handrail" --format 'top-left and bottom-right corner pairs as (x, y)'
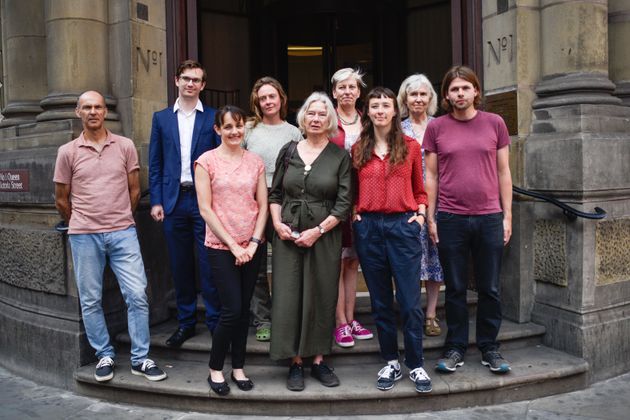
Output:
(513, 186), (607, 221)
(56, 187), (606, 232)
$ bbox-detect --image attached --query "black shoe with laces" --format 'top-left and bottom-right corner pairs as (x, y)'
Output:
(436, 349), (465, 372)
(94, 356), (115, 382)
(131, 359), (167, 381)
(310, 362), (340, 387)
(481, 350), (511, 373)
(287, 363), (305, 391)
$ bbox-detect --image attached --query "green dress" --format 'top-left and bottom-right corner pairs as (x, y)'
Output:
(269, 141), (352, 360)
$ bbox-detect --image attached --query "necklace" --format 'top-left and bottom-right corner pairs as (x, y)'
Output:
(374, 144), (388, 159)
(338, 112), (359, 125)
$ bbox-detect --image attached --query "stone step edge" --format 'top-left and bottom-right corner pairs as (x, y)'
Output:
(74, 345), (588, 402)
(117, 319), (546, 356)
(174, 290), (480, 314)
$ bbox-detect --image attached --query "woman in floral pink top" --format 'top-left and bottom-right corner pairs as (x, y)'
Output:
(195, 106), (267, 396)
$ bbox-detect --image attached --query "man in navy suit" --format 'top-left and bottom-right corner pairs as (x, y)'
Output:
(149, 60), (221, 347)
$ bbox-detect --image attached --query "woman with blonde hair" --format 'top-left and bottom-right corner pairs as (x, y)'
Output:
(244, 76), (302, 342)
(397, 74), (444, 337)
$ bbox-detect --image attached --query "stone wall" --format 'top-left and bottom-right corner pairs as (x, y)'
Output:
(481, 0), (630, 382)
(0, 0), (171, 387)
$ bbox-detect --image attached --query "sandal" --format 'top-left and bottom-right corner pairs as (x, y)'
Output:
(424, 317), (442, 336)
(255, 327), (271, 342)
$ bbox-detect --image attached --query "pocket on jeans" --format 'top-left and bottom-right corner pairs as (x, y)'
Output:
(352, 218), (367, 239)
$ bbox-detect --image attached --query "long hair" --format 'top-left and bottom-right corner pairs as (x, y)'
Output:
(353, 87), (407, 169)
(440, 65), (482, 113)
(249, 76), (288, 127)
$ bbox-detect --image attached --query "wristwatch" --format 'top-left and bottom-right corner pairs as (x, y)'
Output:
(317, 224), (325, 234)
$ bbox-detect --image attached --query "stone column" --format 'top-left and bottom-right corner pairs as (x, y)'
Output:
(481, 0), (541, 324)
(0, 0), (47, 127)
(527, 0), (630, 381)
(609, 0), (630, 105)
(37, 0), (118, 122)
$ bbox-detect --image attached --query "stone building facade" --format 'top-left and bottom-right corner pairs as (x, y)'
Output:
(1, 0), (629, 388)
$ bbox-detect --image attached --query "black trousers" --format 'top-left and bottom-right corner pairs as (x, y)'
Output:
(207, 246), (263, 370)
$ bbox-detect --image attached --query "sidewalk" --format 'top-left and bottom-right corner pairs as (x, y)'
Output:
(1, 365), (628, 419)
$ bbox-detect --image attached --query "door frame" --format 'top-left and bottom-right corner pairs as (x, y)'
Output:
(167, 0), (484, 103)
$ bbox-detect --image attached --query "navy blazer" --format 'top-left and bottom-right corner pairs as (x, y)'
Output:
(149, 104), (220, 215)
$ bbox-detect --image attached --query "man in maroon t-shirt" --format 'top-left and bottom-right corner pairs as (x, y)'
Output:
(424, 66), (513, 374)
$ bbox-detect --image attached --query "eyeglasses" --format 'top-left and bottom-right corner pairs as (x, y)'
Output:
(180, 76), (203, 85)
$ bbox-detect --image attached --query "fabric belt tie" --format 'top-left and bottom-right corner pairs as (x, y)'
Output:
(286, 199), (331, 231)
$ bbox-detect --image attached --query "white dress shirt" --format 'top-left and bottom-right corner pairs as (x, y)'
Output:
(173, 98), (204, 184)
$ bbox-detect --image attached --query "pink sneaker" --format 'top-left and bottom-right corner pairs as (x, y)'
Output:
(334, 324), (355, 348)
(350, 320), (374, 340)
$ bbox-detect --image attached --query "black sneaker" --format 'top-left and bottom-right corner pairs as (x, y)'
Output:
(310, 362), (340, 387)
(409, 367), (432, 393)
(94, 356), (115, 382)
(287, 363), (305, 391)
(481, 350), (511, 373)
(376, 363), (402, 391)
(436, 349), (464, 372)
(131, 359), (167, 381)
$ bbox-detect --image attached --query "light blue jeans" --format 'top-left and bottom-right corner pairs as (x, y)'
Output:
(69, 226), (150, 365)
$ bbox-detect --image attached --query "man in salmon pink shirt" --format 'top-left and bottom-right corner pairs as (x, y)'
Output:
(54, 91), (166, 383)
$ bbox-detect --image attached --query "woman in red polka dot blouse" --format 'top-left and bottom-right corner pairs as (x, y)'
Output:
(351, 87), (432, 393)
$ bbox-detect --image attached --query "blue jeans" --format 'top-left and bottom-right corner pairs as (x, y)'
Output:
(436, 212), (504, 354)
(354, 212), (425, 369)
(163, 188), (220, 331)
(69, 226), (150, 365)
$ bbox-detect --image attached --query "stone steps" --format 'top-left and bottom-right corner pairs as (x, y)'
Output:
(179, 289), (479, 326)
(74, 345), (589, 416)
(118, 318), (546, 365)
(82, 289), (589, 415)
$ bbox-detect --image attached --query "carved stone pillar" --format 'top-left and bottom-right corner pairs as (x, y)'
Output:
(37, 0), (117, 121)
(527, 0), (630, 381)
(0, 0), (47, 127)
(609, 0), (630, 105)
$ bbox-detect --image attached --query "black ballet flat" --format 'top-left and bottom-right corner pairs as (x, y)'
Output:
(207, 376), (230, 396)
(231, 372), (254, 391)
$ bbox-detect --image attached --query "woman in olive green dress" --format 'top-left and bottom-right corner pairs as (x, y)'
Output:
(269, 92), (352, 392)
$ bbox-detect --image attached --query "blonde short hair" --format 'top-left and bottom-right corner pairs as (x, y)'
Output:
(296, 92), (338, 138)
(397, 74), (438, 118)
(331, 68), (367, 89)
